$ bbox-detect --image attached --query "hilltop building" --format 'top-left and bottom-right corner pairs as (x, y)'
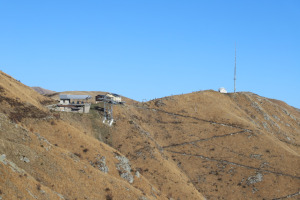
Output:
(57, 94), (91, 113)
(218, 87), (228, 94)
(95, 93), (124, 104)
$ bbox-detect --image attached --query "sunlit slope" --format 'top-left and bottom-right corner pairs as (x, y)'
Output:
(0, 71), (173, 200)
(1, 69), (299, 199)
(109, 90), (300, 200)
(0, 71), (51, 110)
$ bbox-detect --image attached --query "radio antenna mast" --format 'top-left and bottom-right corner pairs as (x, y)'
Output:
(234, 43), (237, 93)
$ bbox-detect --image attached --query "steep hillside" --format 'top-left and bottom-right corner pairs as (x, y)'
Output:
(1, 70), (299, 200)
(0, 71), (181, 199)
(108, 91), (300, 199)
(55, 90), (300, 199)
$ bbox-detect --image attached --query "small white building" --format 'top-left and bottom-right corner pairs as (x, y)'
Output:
(218, 87), (228, 94)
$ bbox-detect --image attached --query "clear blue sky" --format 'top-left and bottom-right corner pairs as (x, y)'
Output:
(0, 1), (299, 108)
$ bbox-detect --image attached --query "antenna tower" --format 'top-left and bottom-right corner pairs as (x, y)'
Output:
(234, 43), (236, 93)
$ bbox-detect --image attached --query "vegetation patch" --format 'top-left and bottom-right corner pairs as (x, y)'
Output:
(0, 85), (5, 93)
(105, 194), (113, 200)
(83, 148), (89, 153)
(39, 99), (56, 105)
(9, 104), (48, 122)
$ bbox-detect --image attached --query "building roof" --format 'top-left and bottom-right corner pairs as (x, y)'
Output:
(109, 93), (121, 97)
(59, 94), (91, 100)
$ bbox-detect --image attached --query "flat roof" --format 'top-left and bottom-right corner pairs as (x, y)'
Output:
(109, 93), (121, 97)
(60, 94), (91, 100)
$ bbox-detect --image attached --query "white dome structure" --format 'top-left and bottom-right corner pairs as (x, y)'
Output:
(218, 87), (227, 94)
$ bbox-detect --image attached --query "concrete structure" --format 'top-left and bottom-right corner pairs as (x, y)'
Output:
(59, 95), (91, 104)
(57, 94), (91, 113)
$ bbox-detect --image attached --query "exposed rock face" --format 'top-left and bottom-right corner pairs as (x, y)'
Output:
(246, 172), (263, 185)
(90, 155), (109, 173)
(115, 154), (134, 184)
(20, 156), (30, 163)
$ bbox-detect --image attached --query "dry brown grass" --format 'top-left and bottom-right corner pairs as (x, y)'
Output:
(0, 70), (299, 200)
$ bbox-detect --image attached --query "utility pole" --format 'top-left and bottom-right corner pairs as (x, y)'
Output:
(234, 43), (237, 93)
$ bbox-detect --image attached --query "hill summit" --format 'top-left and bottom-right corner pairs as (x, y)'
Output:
(0, 71), (299, 200)
(32, 87), (56, 95)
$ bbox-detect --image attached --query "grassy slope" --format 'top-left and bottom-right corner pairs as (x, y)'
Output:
(0, 71), (169, 200)
(1, 70), (299, 199)
(109, 91), (300, 200)
(61, 90), (300, 199)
